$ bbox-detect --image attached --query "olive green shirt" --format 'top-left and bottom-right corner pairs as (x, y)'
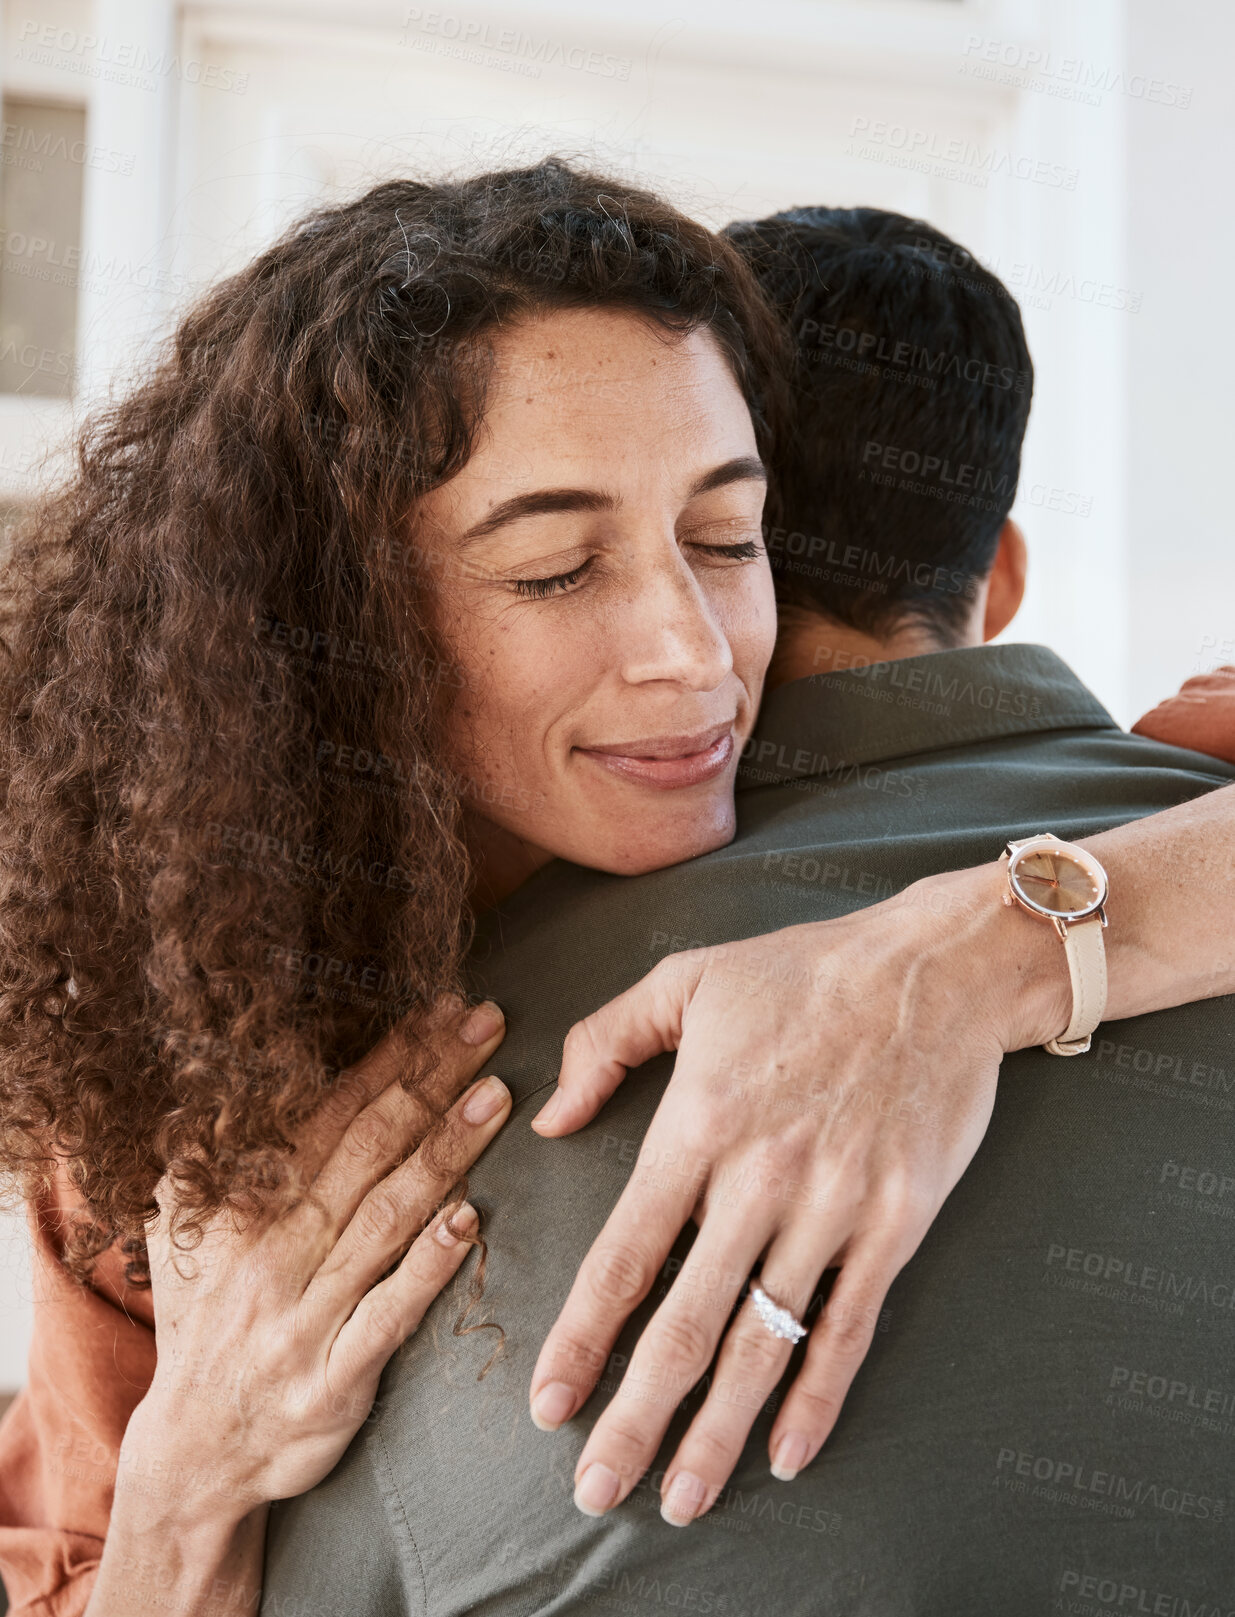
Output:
(262, 644), (1235, 1617)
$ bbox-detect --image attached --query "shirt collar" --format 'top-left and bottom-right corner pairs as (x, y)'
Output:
(737, 642), (1117, 790)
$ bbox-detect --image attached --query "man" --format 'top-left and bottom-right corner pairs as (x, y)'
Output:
(261, 212), (1235, 1613)
(727, 205), (1033, 681)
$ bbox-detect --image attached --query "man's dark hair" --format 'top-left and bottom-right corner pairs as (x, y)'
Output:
(725, 207), (1033, 643)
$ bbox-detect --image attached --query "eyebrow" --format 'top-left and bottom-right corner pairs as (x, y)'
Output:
(457, 454), (767, 545)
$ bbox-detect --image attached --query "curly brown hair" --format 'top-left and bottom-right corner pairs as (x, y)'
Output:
(0, 158), (789, 1284)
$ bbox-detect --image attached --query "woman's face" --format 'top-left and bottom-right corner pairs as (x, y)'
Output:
(416, 306), (777, 888)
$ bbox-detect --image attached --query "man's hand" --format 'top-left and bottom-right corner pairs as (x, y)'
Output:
(527, 865), (1067, 1525)
(1132, 666), (1235, 765)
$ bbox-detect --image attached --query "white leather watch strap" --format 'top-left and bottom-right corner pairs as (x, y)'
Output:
(1045, 915), (1108, 1056)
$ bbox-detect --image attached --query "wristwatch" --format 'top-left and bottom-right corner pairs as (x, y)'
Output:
(999, 833), (1109, 1056)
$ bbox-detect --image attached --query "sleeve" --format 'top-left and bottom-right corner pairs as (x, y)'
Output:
(0, 1178), (157, 1617)
(1131, 666), (1235, 765)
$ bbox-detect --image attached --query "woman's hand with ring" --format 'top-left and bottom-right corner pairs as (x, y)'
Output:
(528, 864), (1068, 1525)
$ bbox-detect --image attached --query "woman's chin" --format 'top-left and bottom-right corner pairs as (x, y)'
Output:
(580, 806), (738, 877)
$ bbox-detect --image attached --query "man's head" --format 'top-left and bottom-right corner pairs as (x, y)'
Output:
(725, 207), (1032, 676)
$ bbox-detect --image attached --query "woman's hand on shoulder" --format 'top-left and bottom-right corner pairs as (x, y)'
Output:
(527, 867), (1066, 1525)
(122, 999), (510, 1527)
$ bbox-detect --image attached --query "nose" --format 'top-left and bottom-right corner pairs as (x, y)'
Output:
(619, 547), (734, 693)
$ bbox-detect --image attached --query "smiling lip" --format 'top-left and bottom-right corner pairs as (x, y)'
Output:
(575, 723), (736, 790)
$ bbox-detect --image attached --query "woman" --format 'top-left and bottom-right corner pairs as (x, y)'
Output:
(0, 160), (1230, 1614)
(0, 157), (786, 1616)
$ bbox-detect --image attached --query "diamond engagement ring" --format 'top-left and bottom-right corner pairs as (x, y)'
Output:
(749, 1283), (808, 1344)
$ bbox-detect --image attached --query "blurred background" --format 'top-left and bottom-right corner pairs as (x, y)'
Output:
(0, 0), (1230, 1414)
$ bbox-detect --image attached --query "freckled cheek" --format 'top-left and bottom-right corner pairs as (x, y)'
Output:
(440, 628), (519, 785)
(459, 652), (574, 792)
(723, 580), (778, 708)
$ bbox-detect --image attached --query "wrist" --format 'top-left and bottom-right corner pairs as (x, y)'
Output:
(903, 862), (1073, 1053)
(118, 1398), (261, 1536)
(93, 1484), (267, 1617)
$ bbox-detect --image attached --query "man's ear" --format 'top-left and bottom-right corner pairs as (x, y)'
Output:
(982, 518), (1027, 641)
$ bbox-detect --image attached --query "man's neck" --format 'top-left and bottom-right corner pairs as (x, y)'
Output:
(765, 606), (957, 692)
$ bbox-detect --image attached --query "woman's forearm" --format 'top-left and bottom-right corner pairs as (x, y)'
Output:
(1080, 779), (1235, 1017)
(85, 1410), (267, 1617)
(526, 775), (1234, 1518)
(85, 1513), (266, 1617)
(912, 781), (1235, 1055)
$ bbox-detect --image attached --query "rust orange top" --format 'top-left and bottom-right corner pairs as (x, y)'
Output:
(0, 1172), (155, 1617)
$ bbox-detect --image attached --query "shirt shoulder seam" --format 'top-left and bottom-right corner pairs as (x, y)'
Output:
(375, 1423), (429, 1617)
(738, 711), (1119, 789)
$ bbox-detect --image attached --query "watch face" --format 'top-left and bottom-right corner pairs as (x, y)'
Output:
(1010, 845), (1106, 918)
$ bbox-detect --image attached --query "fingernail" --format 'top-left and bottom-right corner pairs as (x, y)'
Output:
(771, 1433), (810, 1482)
(531, 1090), (563, 1131)
(530, 1382), (576, 1432)
(460, 1002), (504, 1045)
(435, 1203), (477, 1245)
(660, 1470), (707, 1527)
(463, 1076), (508, 1124)
(574, 1462), (621, 1517)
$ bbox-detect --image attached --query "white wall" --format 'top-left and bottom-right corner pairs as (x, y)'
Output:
(0, 1206), (32, 1393)
(1125, 0), (1235, 717)
(151, 0), (1139, 713)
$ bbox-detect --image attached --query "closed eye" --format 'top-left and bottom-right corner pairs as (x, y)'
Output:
(690, 539), (764, 561)
(511, 558), (593, 599)
(510, 538), (762, 600)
